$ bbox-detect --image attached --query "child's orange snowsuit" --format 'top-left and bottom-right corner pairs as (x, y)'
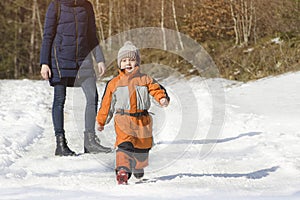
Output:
(96, 66), (168, 174)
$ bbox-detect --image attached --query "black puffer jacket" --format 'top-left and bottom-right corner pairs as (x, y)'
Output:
(40, 0), (104, 86)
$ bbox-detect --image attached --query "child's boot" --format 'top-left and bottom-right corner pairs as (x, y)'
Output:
(133, 168), (144, 179)
(116, 168), (129, 185)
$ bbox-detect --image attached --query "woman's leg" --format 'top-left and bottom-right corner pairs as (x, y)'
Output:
(52, 83), (67, 136)
(81, 77), (98, 134)
(81, 77), (112, 153)
(52, 79), (75, 156)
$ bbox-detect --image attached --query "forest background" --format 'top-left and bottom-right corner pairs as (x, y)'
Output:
(0, 0), (299, 82)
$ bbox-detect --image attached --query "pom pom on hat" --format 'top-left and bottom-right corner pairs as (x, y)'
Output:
(117, 41), (140, 68)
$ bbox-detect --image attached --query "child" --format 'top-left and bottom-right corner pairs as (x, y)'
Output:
(96, 41), (169, 184)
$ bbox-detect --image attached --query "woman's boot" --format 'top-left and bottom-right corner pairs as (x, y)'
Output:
(55, 135), (76, 156)
(84, 132), (112, 153)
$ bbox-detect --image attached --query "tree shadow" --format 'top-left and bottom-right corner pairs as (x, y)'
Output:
(156, 131), (262, 145)
(137, 166), (279, 184)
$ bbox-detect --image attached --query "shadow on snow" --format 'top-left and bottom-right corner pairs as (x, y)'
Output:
(137, 166), (279, 184)
(156, 132), (262, 145)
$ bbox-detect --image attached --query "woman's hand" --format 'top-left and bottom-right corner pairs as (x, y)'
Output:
(40, 64), (51, 80)
(97, 62), (106, 77)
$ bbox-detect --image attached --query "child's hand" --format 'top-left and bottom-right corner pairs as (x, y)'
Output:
(160, 98), (169, 107)
(98, 125), (104, 131)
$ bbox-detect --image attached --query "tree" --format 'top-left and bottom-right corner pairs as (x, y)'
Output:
(161, 0), (167, 50)
(230, 0), (256, 46)
(171, 0), (184, 50)
(0, 0), (299, 80)
(29, 0), (38, 76)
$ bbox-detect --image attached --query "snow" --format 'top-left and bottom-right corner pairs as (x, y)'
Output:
(1, 72), (300, 199)
(271, 37), (282, 45)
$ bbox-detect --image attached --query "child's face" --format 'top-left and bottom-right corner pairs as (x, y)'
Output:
(120, 57), (137, 73)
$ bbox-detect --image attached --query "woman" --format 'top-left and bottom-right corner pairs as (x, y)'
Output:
(40, 0), (111, 156)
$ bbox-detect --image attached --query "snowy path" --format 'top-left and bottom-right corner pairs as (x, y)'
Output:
(0, 73), (300, 199)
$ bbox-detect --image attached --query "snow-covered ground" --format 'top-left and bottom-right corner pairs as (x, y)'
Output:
(0, 71), (300, 200)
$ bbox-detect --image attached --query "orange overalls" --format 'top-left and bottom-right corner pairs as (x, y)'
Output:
(96, 67), (168, 175)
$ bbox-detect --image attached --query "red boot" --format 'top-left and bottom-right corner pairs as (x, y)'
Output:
(116, 169), (128, 185)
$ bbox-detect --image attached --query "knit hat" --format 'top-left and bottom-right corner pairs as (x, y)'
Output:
(117, 41), (140, 68)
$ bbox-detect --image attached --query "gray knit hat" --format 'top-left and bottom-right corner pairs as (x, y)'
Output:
(117, 41), (140, 68)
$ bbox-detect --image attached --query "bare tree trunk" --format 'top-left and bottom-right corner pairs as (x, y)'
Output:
(107, 0), (113, 50)
(161, 0), (167, 50)
(29, 0), (37, 76)
(252, 1), (257, 44)
(171, 0), (183, 50)
(14, 30), (19, 79)
(36, 2), (43, 39)
(230, 0), (239, 45)
(14, 8), (21, 79)
(298, 0), (300, 21)
(245, 0), (254, 45)
(137, 0), (142, 27)
(123, 0), (133, 42)
(95, 0), (105, 46)
(115, 0), (126, 46)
